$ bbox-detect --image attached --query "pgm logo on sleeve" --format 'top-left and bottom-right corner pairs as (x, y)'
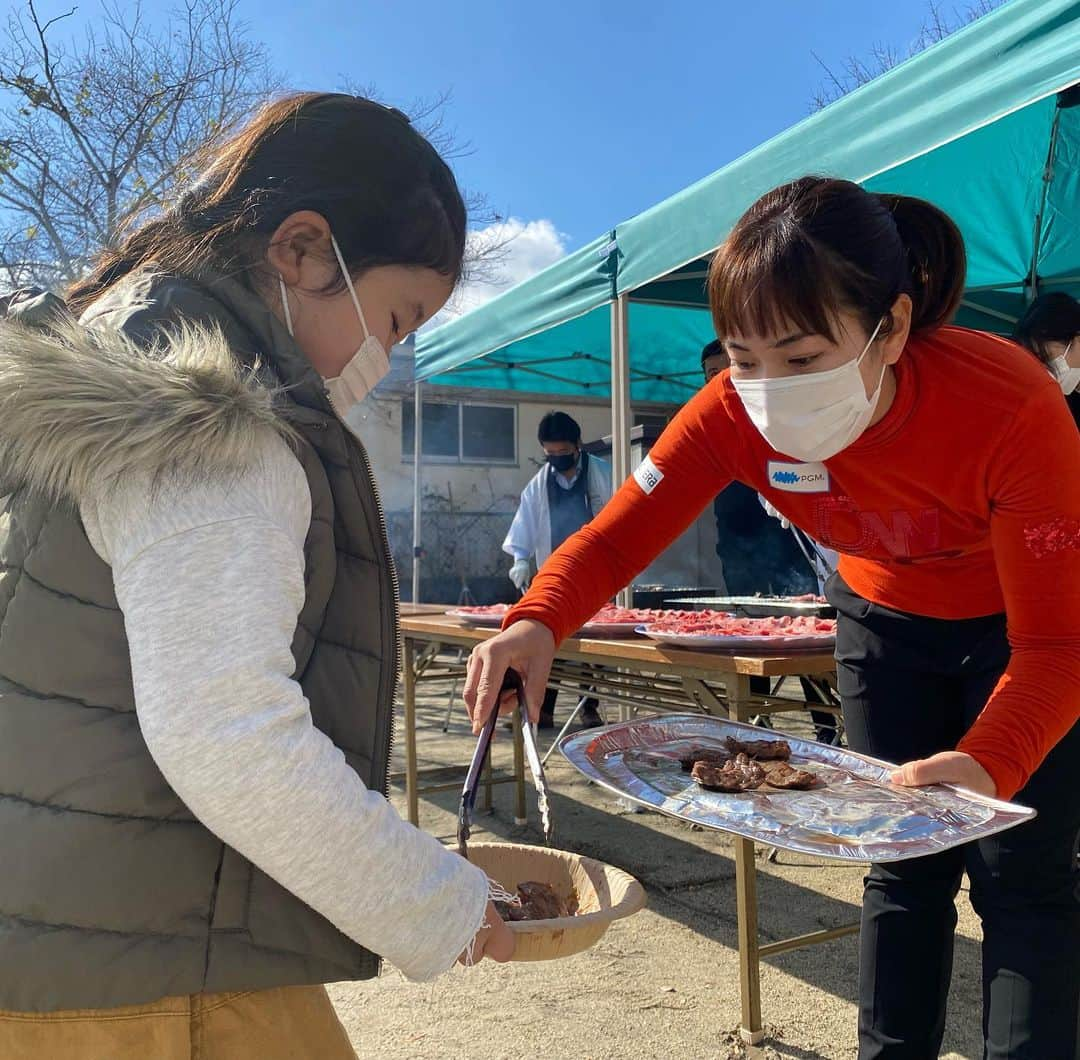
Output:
(767, 461), (830, 493)
(633, 455), (664, 495)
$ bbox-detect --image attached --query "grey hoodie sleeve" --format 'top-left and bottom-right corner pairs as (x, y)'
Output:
(80, 431), (488, 981)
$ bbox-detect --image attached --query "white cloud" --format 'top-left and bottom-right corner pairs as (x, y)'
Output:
(426, 217), (567, 329)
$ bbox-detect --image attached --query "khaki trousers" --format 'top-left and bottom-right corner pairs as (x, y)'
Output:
(0, 984), (357, 1059)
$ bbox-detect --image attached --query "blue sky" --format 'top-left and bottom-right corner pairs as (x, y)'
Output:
(252, 0), (962, 243)
(31, 0), (995, 309)
(246, 0), (990, 311)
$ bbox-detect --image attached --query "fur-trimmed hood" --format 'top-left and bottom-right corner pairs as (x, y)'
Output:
(0, 316), (291, 505)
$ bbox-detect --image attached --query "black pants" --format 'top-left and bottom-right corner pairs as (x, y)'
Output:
(830, 575), (1080, 1060)
(748, 675), (838, 743)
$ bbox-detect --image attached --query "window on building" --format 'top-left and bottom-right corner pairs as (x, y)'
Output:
(634, 412), (670, 432)
(461, 404), (516, 462)
(402, 401), (517, 464)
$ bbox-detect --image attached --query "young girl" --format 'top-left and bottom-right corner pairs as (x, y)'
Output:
(466, 177), (1080, 1060)
(0, 93), (510, 1059)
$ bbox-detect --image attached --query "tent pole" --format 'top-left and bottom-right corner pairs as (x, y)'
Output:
(411, 381), (423, 604)
(611, 294), (632, 608)
(1027, 103), (1063, 303)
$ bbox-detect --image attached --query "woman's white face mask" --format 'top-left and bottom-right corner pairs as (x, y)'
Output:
(1050, 340), (1080, 395)
(278, 234), (390, 419)
(731, 318), (886, 462)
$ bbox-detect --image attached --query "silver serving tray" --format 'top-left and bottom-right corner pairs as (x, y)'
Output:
(451, 613), (656, 639)
(637, 625), (834, 652)
(560, 715), (1035, 862)
(446, 608), (507, 627)
(574, 621), (645, 639)
(679, 595), (836, 618)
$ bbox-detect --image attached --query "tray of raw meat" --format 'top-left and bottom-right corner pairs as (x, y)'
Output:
(448, 604), (731, 638)
(446, 603), (510, 627)
(559, 715), (1035, 861)
(637, 612), (836, 651)
(573, 605), (714, 639)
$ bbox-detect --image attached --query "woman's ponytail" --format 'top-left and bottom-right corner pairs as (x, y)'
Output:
(876, 193), (966, 334)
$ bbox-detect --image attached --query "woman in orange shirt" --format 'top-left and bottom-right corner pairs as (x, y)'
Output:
(465, 177), (1080, 1060)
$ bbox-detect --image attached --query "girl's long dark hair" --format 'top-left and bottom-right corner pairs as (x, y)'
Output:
(69, 92), (467, 314)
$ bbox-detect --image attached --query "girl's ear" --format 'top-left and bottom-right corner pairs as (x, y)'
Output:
(266, 210), (333, 286)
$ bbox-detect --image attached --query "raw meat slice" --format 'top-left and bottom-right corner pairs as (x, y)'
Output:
(644, 613), (836, 638)
(585, 605), (730, 626)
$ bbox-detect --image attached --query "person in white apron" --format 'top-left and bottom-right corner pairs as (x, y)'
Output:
(503, 411), (612, 727)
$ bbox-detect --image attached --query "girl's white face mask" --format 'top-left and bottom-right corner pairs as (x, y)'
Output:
(278, 233), (390, 418)
(1050, 341), (1080, 395)
(731, 317), (886, 462)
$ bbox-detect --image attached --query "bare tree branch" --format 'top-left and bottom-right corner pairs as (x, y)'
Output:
(0, 0), (277, 290)
(810, 0), (1006, 111)
(337, 77), (513, 286)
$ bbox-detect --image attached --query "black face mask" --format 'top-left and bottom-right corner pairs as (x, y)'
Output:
(546, 451), (578, 473)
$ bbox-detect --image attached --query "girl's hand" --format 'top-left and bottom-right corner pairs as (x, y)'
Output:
(463, 619), (555, 734)
(457, 901), (514, 966)
(890, 751), (997, 797)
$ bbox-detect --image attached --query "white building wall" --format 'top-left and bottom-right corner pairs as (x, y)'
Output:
(346, 348), (723, 601)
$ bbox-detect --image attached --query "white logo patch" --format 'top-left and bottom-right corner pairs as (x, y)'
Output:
(767, 461), (831, 493)
(633, 455), (664, 495)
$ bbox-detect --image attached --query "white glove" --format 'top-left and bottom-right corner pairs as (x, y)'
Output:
(509, 558), (531, 592)
(761, 498), (791, 530)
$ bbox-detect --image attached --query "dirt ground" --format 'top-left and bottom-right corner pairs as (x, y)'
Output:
(329, 690), (985, 1060)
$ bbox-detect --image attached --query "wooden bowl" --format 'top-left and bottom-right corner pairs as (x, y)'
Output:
(465, 842), (646, 961)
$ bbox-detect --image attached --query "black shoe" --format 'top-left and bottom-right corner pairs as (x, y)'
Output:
(581, 705), (605, 728)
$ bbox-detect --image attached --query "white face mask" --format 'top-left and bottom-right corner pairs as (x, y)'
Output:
(278, 233), (390, 418)
(732, 317), (886, 462)
(1050, 341), (1080, 395)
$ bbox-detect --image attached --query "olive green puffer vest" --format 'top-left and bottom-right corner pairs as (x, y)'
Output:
(0, 271), (400, 1011)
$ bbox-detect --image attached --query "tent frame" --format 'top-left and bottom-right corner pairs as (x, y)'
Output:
(410, 0), (1080, 601)
(410, 294), (637, 604)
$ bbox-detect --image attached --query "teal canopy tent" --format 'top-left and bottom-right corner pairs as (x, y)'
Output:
(419, 0), (1080, 391)
(409, 0), (1080, 600)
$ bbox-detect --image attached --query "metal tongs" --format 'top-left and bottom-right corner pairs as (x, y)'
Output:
(457, 667), (554, 858)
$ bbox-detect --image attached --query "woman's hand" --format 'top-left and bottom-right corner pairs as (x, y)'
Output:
(463, 619), (555, 734)
(890, 751), (997, 797)
(457, 901), (514, 966)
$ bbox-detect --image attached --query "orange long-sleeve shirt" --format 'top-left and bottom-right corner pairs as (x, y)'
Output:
(508, 327), (1080, 799)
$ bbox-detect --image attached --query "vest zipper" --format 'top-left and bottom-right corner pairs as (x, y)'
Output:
(347, 437), (401, 799)
(301, 412), (401, 801)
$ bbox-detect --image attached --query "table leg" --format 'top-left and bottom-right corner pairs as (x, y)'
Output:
(683, 675), (727, 716)
(403, 637), (419, 827)
(512, 708), (527, 826)
(541, 693), (587, 765)
(728, 672), (764, 1044)
(734, 837), (764, 1045)
(727, 671), (755, 724)
(617, 668), (632, 724)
